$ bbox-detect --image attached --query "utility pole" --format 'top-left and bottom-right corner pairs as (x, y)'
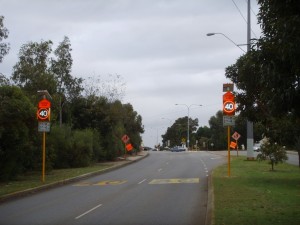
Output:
(246, 0), (254, 160)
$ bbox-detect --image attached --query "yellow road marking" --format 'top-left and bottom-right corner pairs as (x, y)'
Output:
(149, 178), (199, 184)
(74, 180), (127, 186)
(95, 180), (127, 186)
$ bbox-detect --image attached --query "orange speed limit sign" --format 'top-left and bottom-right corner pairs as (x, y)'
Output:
(223, 101), (235, 115)
(37, 108), (50, 121)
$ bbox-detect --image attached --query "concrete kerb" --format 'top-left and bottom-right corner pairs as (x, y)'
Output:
(204, 151), (227, 225)
(0, 152), (149, 203)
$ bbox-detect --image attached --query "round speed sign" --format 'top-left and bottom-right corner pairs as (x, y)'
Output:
(223, 101), (235, 115)
(37, 108), (50, 120)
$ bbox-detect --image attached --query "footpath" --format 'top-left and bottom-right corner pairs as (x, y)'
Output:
(0, 151), (149, 203)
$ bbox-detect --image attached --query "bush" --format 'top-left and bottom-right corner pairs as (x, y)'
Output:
(70, 129), (94, 167)
(0, 86), (36, 181)
(257, 141), (288, 170)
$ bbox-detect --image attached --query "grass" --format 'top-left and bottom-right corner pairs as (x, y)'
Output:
(0, 163), (113, 197)
(212, 156), (300, 225)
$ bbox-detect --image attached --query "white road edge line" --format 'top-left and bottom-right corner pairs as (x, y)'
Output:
(75, 203), (102, 220)
(138, 179), (147, 184)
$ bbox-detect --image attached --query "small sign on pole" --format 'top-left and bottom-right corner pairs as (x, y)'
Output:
(38, 122), (51, 132)
(232, 132), (241, 141)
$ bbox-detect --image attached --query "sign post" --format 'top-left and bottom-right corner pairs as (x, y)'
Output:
(232, 131), (241, 156)
(37, 91), (51, 182)
(223, 84), (235, 177)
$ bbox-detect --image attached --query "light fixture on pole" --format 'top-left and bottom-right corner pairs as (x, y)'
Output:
(206, 33), (246, 53)
(175, 104), (202, 150)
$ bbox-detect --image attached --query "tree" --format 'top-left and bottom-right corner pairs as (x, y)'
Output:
(225, 0), (300, 156)
(161, 117), (198, 147)
(257, 0), (300, 118)
(12, 40), (57, 96)
(208, 111), (227, 150)
(51, 36), (83, 126)
(0, 16), (10, 63)
(82, 74), (126, 103)
(257, 141), (288, 171)
(0, 86), (37, 181)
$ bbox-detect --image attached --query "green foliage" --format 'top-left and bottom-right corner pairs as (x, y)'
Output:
(0, 86), (37, 181)
(161, 116), (198, 147)
(257, 142), (288, 170)
(47, 125), (106, 168)
(0, 34), (144, 182)
(70, 129), (94, 167)
(0, 16), (10, 63)
(208, 111), (227, 150)
(225, 1), (300, 153)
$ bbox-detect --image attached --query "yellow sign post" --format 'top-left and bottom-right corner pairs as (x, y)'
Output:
(37, 90), (52, 183)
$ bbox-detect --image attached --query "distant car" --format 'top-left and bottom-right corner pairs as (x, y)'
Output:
(253, 143), (261, 152)
(143, 147), (151, 151)
(170, 146), (186, 152)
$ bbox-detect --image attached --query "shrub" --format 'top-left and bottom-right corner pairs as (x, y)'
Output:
(257, 141), (288, 170)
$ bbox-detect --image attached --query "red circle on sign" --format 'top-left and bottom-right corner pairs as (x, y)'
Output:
(223, 101), (235, 114)
(37, 108), (49, 120)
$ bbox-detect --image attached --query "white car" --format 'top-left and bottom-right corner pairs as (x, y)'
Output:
(253, 143), (261, 152)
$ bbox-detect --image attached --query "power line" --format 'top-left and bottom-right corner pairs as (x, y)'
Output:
(231, 0), (258, 39)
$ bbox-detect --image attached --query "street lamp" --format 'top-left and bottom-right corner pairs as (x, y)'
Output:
(207, 30), (254, 159)
(175, 104), (202, 150)
(206, 33), (246, 53)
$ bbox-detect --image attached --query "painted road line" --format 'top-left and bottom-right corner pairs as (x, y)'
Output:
(74, 180), (127, 186)
(138, 179), (147, 184)
(95, 180), (127, 186)
(75, 203), (102, 220)
(158, 168), (163, 172)
(149, 178), (199, 185)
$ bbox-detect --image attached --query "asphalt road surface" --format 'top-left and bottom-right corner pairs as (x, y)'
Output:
(0, 151), (226, 225)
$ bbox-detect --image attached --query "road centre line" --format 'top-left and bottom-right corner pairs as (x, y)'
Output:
(75, 203), (102, 220)
(138, 179), (147, 184)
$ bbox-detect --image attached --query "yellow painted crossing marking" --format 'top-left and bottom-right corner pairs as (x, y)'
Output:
(95, 180), (127, 186)
(149, 178), (199, 184)
(74, 180), (127, 186)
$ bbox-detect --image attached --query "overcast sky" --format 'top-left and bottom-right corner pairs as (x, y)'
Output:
(1, 0), (261, 147)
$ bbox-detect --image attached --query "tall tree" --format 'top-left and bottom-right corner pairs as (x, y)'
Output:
(51, 36), (83, 125)
(225, 0), (300, 152)
(12, 40), (57, 96)
(0, 16), (10, 63)
(162, 117), (198, 147)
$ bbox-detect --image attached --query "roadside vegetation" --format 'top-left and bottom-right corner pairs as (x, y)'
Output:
(213, 156), (300, 225)
(0, 16), (143, 182)
(0, 164), (114, 198)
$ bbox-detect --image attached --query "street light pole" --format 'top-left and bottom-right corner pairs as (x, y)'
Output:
(206, 33), (246, 53)
(206, 0), (254, 159)
(175, 104), (202, 150)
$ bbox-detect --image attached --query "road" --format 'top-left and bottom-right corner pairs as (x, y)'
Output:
(0, 151), (226, 225)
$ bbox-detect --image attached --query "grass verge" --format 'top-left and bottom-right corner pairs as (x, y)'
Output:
(212, 156), (300, 225)
(0, 163), (113, 197)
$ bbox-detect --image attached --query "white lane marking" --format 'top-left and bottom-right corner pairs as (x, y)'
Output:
(138, 179), (147, 184)
(158, 168), (163, 172)
(75, 203), (102, 220)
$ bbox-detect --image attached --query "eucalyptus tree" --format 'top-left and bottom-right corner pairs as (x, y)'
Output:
(225, 0), (300, 150)
(0, 16), (10, 63)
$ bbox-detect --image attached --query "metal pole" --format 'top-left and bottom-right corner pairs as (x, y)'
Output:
(42, 132), (46, 182)
(228, 126), (231, 177)
(246, 0), (254, 160)
(187, 107), (190, 150)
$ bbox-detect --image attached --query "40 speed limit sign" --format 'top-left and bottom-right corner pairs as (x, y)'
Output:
(223, 101), (235, 116)
(37, 108), (50, 121)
